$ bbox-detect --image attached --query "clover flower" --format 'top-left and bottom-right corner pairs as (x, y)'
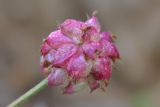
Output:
(40, 15), (120, 94)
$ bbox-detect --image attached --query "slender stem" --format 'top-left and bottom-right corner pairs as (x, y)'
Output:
(7, 78), (48, 107)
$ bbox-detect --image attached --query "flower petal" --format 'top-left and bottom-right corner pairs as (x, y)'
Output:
(82, 41), (100, 59)
(40, 49), (57, 74)
(60, 19), (87, 39)
(101, 40), (120, 60)
(46, 30), (73, 49)
(85, 16), (101, 32)
(100, 32), (111, 41)
(63, 81), (87, 94)
(45, 49), (56, 63)
(63, 81), (74, 94)
(89, 81), (100, 92)
(48, 68), (67, 86)
(82, 27), (100, 42)
(67, 52), (87, 79)
(40, 49), (56, 66)
(87, 74), (100, 92)
(53, 43), (78, 67)
(40, 42), (51, 55)
(91, 57), (111, 80)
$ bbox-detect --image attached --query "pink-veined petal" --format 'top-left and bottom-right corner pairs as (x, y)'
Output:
(40, 49), (56, 67)
(85, 16), (101, 32)
(48, 69), (67, 86)
(91, 57), (111, 80)
(46, 30), (73, 49)
(63, 81), (87, 94)
(63, 82), (74, 94)
(89, 81), (100, 92)
(40, 42), (51, 55)
(53, 43), (78, 67)
(67, 52), (87, 79)
(100, 32), (111, 41)
(60, 19), (87, 38)
(82, 41), (100, 59)
(45, 49), (56, 63)
(100, 32), (116, 42)
(40, 49), (56, 74)
(87, 74), (100, 92)
(101, 40), (120, 60)
(82, 27), (100, 42)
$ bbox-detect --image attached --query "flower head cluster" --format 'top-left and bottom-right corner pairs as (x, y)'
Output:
(40, 15), (120, 94)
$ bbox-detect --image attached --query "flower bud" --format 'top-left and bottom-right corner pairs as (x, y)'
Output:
(48, 68), (67, 86)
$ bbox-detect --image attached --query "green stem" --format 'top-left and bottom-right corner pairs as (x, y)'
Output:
(7, 78), (48, 107)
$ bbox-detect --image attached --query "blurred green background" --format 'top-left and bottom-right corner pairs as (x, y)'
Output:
(0, 0), (160, 107)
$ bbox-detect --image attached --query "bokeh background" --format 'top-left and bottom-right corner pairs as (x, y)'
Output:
(0, 0), (160, 107)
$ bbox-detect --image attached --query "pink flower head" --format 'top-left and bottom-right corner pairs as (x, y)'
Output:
(40, 14), (120, 94)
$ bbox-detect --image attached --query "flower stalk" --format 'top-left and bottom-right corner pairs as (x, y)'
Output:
(7, 78), (48, 107)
